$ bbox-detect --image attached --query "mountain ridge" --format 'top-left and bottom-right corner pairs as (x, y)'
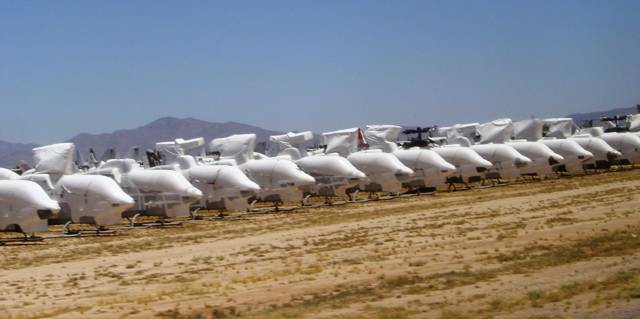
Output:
(1, 106), (638, 168)
(0, 117), (283, 167)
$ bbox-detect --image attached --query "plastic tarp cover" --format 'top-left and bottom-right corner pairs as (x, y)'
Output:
(267, 131), (313, 157)
(513, 118), (543, 141)
(477, 118), (513, 144)
(543, 118), (579, 138)
(364, 125), (402, 153)
(321, 128), (365, 157)
(576, 127), (604, 137)
(444, 123), (480, 144)
(156, 137), (205, 164)
(207, 134), (256, 164)
(628, 114), (640, 132)
(32, 143), (76, 175)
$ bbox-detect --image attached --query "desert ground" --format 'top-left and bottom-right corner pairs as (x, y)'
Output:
(1, 170), (640, 319)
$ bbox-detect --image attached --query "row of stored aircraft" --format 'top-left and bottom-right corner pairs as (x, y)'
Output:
(1, 115), (640, 240)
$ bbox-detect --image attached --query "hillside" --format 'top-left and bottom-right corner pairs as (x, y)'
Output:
(0, 117), (283, 167)
(67, 117), (283, 159)
(0, 140), (39, 169)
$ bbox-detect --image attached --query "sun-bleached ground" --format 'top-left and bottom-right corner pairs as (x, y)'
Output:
(1, 170), (640, 319)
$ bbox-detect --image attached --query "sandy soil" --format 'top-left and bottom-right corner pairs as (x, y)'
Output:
(1, 170), (640, 319)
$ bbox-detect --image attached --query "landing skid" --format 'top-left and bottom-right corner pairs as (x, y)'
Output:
(125, 213), (182, 228)
(58, 221), (117, 237)
(0, 233), (44, 246)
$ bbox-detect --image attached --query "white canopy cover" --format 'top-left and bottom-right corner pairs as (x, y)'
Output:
(627, 114), (640, 132)
(364, 125), (402, 153)
(0, 180), (61, 233)
(543, 118), (579, 139)
(321, 128), (366, 157)
(443, 123), (480, 144)
(32, 143), (76, 175)
(207, 134), (256, 165)
(476, 118), (513, 144)
(513, 119), (544, 141)
(156, 137), (205, 163)
(267, 131), (314, 158)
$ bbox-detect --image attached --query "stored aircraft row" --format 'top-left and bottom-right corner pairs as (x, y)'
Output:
(2, 115), (640, 240)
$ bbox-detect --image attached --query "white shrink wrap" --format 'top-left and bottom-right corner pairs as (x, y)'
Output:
(0, 180), (60, 233)
(207, 134), (256, 165)
(507, 141), (564, 178)
(540, 139), (593, 175)
(32, 143), (76, 175)
(543, 118), (579, 138)
(433, 145), (493, 184)
(513, 119), (543, 141)
(471, 144), (531, 180)
(477, 118), (513, 144)
(570, 135), (621, 169)
(321, 128), (365, 157)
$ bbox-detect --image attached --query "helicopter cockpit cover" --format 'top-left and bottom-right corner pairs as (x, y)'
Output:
(627, 114), (640, 132)
(267, 131), (313, 157)
(543, 118), (579, 138)
(321, 128), (366, 157)
(32, 143), (76, 175)
(476, 118), (513, 144)
(513, 118), (543, 141)
(207, 134), (256, 164)
(364, 125), (402, 153)
(156, 137), (205, 164)
(444, 123), (480, 144)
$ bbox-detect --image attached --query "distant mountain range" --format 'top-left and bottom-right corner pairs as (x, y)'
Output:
(1, 106), (638, 168)
(0, 117), (282, 168)
(0, 140), (39, 169)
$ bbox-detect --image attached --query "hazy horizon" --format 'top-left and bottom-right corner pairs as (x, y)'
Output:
(1, 1), (639, 144)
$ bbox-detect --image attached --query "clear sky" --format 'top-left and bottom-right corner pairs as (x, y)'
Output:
(1, 0), (639, 144)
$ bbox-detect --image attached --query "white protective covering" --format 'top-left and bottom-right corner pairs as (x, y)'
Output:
(18, 174), (55, 192)
(506, 140), (564, 178)
(156, 155), (261, 211)
(576, 127), (605, 137)
(543, 118), (579, 138)
(432, 145), (493, 184)
(52, 175), (134, 226)
(240, 157), (316, 202)
(476, 118), (514, 144)
(628, 114), (640, 132)
(267, 131), (366, 198)
(0, 168), (19, 180)
(570, 135), (622, 169)
(322, 127), (414, 193)
(267, 131), (314, 158)
(364, 125), (402, 153)
(156, 137), (205, 163)
(208, 134), (316, 203)
(321, 128), (365, 157)
(32, 143), (76, 176)
(442, 123), (480, 144)
(18, 172), (133, 227)
(0, 180), (60, 233)
(470, 144), (531, 180)
(99, 159), (202, 218)
(295, 154), (366, 198)
(365, 125), (456, 188)
(599, 133), (640, 164)
(540, 139), (593, 175)
(347, 149), (414, 193)
(207, 134), (256, 165)
(513, 118), (544, 141)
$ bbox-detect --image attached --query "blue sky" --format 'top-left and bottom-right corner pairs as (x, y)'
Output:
(1, 0), (639, 144)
